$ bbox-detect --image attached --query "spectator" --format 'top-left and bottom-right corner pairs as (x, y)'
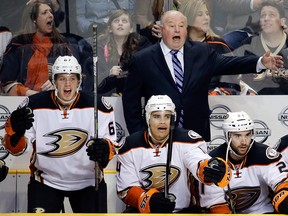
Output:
(178, 0), (239, 95)
(116, 95), (231, 213)
(26, 0), (64, 29)
(97, 9), (151, 96)
(0, 0), (93, 96)
(233, 1), (288, 94)
(213, 0), (286, 50)
(122, 10), (283, 141)
(0, 0), (64, 35)
(0, 26), (12, 94)
(135, 0), (174, 44)
(2, 55), (117, 213)
(75, 0), (135, 37)
(198, 111), (288, 214)
(179, 0), (228, 48)
(0, 26), (12, 68)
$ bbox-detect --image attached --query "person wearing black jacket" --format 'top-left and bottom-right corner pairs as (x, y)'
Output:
(1, 0), (93, 96)
(122, 10), (283, 141)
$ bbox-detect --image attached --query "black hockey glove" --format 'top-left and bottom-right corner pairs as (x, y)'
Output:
(0, 160), (9, 182)
(10, 106), (33, 134)
(86, 138), (110, 167)
(204, 157), (231, 188)
(149, 192), (176, 213)
(9, 106), (34, 146)
(273, 189), (288, 214)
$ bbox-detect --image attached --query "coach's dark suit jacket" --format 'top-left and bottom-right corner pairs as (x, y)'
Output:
(122, 41), (260, 141)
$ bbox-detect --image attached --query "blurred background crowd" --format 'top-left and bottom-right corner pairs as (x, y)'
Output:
(1, 0), (288, 96)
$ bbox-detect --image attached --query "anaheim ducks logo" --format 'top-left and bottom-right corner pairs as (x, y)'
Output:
(140, 164), (180, 190)
(39, 128), (88, 157)
(226, 186), (260, 211)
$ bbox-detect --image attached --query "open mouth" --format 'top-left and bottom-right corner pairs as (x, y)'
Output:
(47, 20), (54, 27)
(158, 127), (167, 132)
(172, 36), (181, 42)
(64, 89), (72, 96)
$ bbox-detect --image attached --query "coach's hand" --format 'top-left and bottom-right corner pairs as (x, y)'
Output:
(261, 51), (283, 70)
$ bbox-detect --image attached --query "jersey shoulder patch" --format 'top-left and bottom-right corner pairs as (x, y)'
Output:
(266, 147), (280, 159)
(95, 96), (113, 113)
(100, 96), (112, 111)
(188, 130), (202, 139)
(246, 142), (281, 166)
(173, 128), (204, 144)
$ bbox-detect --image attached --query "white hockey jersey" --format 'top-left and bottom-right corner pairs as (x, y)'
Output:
(116, 128), (211, 212)
(20, 91), (116, 191)
(199, 142), (287, 213)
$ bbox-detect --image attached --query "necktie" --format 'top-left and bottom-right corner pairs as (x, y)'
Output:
(170, 50), (184, 127)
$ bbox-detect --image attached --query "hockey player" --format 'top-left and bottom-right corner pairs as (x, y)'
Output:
(116, 95), (232, 213)
(0, 159), (9, 182)
(199, 111), (288, 214)
(2, 55), (116, 213)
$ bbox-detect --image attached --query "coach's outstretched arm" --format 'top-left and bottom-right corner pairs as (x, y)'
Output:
(2, 106), (34, 155)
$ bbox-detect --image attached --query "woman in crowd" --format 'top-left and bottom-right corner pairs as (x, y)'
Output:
(178, 0), (239, 95)
(25, 0), (64, 30)
(1, 0), (93, 96)
(97, 9), (151, 96)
